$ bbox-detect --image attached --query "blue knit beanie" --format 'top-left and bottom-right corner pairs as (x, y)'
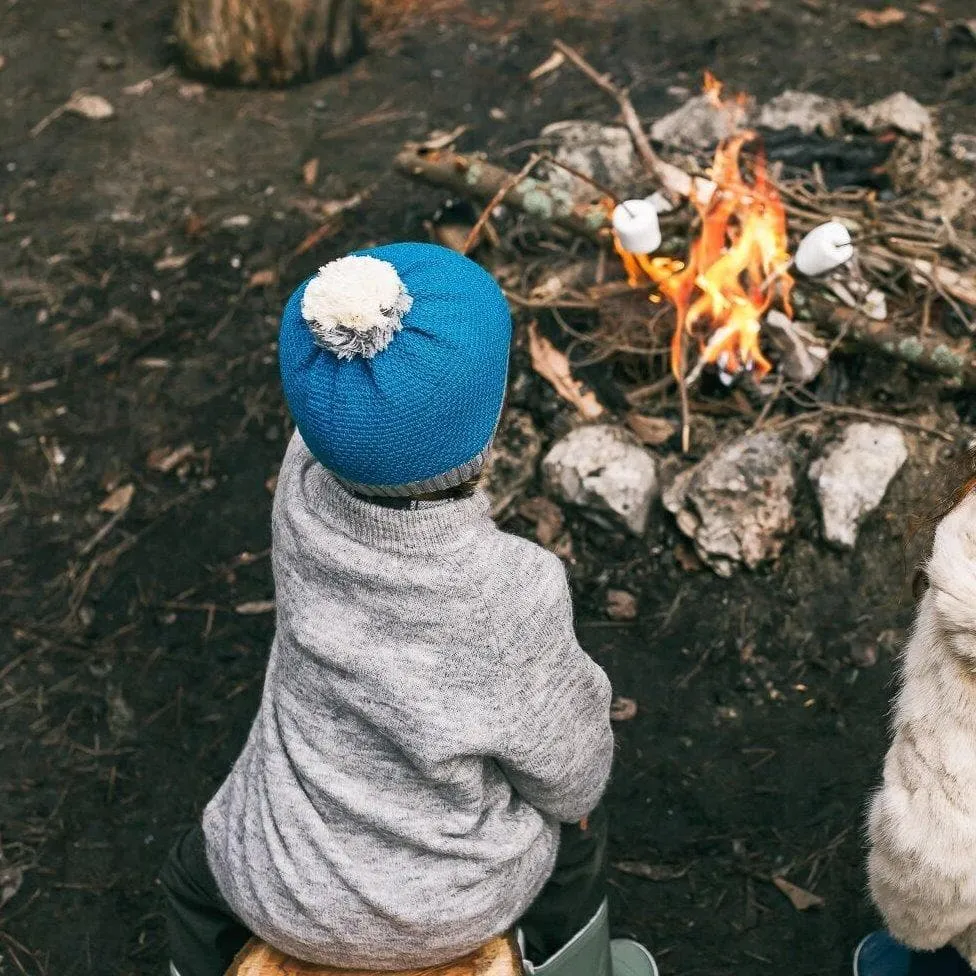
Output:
(278, 242), (512, 496)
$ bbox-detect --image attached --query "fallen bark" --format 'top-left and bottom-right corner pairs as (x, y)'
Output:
(393, 144), (610, 242)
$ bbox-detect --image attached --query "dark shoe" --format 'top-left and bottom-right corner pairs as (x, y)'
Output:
(854, 932), (911, 976)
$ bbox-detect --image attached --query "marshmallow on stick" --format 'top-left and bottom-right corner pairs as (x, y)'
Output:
(794, 220), (855, 277)
(612, 199), (662, 255)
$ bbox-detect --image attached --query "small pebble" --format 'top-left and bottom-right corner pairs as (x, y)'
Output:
(851, 644), (879, 669)
(605, 589), (638, 621)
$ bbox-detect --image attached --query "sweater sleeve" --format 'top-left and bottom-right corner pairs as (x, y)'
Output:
(492, 551), (614, 824)
(867, 493), (976, 958)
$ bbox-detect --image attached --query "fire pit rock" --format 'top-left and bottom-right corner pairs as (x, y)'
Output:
(847, 92), (933, 139)
(542, 424), (658, 535)
(758, 90), (844, 137)
(539, 121), (638, 202)
(663, 432), (796, 577)
(650, 94), (752, 151)
(808, 423), (908, 550)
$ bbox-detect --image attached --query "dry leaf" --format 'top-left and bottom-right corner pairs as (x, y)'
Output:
(178, 82), (206, 101)
(614, 861), (689, 882)
(235, 600), (276, 615)
(294, 220), (340, 257)
(856, 6), (907, 27)
(0, 864), (23, 909)
(184, 213), (206, 238)
(66, 92), (115, 120)
(419, 124), (471, 151)
(248, 268), (278, 288)
(154, 253), (191, 271)
(528, 321), (605, 421)
(433, 223), (474, 253)
(302, 157), (319, 187)
(123, 78), (154, 96)
(518, 497), (565, 547)
(320, 191), (368, 219)
(606, 590), (638, 621)
(147, 443), (194, 473)
(610, 696), (638, 721)
(99, 483), (134, 514)
(626, 412), (677, 447)
(773, 876), (825, 911)
(529, 50), (566, 81)
(674, 541), (703, 573)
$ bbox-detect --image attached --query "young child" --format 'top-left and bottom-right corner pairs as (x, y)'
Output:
(856, 462), (976, 976)
(160, 243), (658, 976)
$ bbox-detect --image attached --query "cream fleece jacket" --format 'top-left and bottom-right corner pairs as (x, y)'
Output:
(868, 491), (976, 962)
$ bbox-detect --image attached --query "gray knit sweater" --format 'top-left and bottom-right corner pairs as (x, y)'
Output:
(202, 433), (614, 969)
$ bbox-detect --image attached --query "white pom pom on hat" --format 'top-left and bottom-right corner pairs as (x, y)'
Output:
(301, 254), (414, 361)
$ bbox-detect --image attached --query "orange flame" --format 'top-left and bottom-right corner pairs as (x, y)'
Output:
(616, 77), (793, 385)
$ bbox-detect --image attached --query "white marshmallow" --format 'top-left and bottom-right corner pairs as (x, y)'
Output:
(794, 220), (855, 277)
(612, 199), (662, 254)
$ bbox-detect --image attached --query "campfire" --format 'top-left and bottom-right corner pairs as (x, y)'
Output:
(394, 39), (976, 463)
(612, 75), (797, 390)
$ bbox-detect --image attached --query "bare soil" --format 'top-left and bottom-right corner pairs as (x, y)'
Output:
(2, 2), (976, 974)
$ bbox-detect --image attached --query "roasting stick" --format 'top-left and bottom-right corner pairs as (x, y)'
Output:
(552, 40), (704, 205)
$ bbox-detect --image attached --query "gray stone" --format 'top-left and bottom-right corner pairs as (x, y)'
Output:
(542, 424), (658, 535)
(758, 91), (844, 136)
(847, 92), (933, 138)
(951, 133), (976, 165)
(663, 433), (796, 577)
(484, 409), (543, 517)
(650, 94), (752, 150)
(539, 121), (638, 201)
(809, 423), (908, 549)
(765, 310), (829, 385)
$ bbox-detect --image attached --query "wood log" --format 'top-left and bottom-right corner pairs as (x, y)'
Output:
(175, 0), (362, 86)
(818, 304), (976, 389)
(393, 144), (611, 243)
(226, 934), (524, 976)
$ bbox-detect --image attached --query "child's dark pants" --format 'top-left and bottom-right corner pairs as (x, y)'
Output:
(908, 947), (975, 975)
(160, 805), (608, 976)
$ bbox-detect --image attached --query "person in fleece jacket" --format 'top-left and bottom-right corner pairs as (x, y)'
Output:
(159, 243), (658, 976)
(856, 462), (976, 976)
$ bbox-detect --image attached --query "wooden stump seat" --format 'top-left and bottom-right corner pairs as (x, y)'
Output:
(226, 935), (524, 976)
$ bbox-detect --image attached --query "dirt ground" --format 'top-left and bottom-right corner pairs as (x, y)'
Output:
(2, 1), (976, 974)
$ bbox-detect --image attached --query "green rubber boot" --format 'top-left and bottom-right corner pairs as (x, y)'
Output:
(522, 901), (658, 976)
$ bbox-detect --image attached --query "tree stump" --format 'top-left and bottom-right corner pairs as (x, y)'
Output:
(175, 0), (362, 86)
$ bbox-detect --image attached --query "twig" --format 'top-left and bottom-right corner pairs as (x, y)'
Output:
(29, 103), (68, 139)
(541, 154), (621, 204)
(677, 331), (692, 453)
(462, 154), (541, 256)
(766, 404), (954, 442)
(625, 374), (675, 405)
(750, 374), (786, 433)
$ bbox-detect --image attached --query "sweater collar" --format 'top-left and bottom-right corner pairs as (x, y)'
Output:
(306, 462), (492, 553)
